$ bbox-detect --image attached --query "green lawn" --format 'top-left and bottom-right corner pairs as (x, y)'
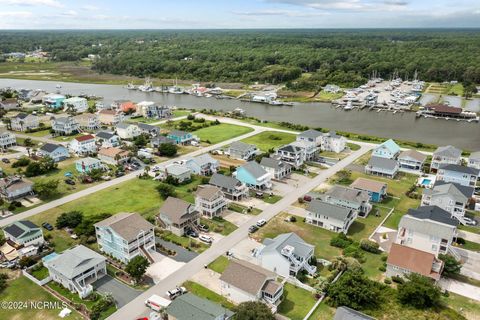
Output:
(208, 256), (230, 274)
(30, 266), (49, 280)
(241, 131), (297, 152)
(47, 282), (97, 310)
(455, 240), (480, 252)
(172, 110), (191, 118)
(183, 281), (235, 310)
(200, 217), (237, 236)
(278, 283), (317, 320)
(348, 205), (390, 242)
(52, 133), (84, 142)
(23, 128), (52, 137)
(194, 123), (253, 144)
(307, 301), (336, 320)
(157, 229), (209, 253)
(228, 202), (262, 215)
(262, 194), (282, 204)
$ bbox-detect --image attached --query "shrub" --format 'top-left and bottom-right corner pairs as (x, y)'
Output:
(343, 244), (365, 263)
(378, 266), (386, 272)
(330, 233), (353, 249)
(391, 275), (405, 284)
(360, 239), (381, 254)
(384, 278), (392, 284)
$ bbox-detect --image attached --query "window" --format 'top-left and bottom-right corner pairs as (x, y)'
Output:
(431, 244), (437, 252)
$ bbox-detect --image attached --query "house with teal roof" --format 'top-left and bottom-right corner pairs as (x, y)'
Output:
(167, 130), (194, 145)
(372, 139), (401, 160)
(234, 161), (272, 190)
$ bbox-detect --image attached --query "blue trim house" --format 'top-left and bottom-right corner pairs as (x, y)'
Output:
(234, 161), (272, 190)
(167, 130), (194, 145)
(372, 139), (401, 160)
(350, 178), (387, 203)
(43, 94), (66, 109)
(75, 157), (103, 173)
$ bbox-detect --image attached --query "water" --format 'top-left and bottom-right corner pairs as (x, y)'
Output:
(1, 78), (480, 150)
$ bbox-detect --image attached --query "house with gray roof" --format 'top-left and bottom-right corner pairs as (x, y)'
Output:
(94, 212), (155, 263)
(436, 164), (479, 187)
(11, 113), (39, 132)
(227, 141), (258, 161)
(321, 131), (347, 154)
(220, 259), (283, 308)
(44, 245), (107, 298)
(0, 126), (16, 150)
(365, 156), (399, 178)
(51, 116), (79, 135)
(334, 306), (375, 320)
(116, 122), (142, 139)
(468, 151), (480, 170)
(431, 145), (462, 172)
(157, 163), (192, 183)
(3, 220), (44, 247)
(422, 182), (474, 222)
(151, 135), (175, 148)
(398, 149), (427, 172)
(257, 232), (316, 278)
(185, 154), (219, 176)
(37, 143), (69, 162)
(158, 197), (200, 236)
(95, 131), (120, 148)
(234, 161), (272, 190)
(306, 199), (357, 233)
(0, 176), (34, 201)
(297, 129), (323, 146)
(165, 293), (234, 320)
(137, 123), (160, 137)
(209, 173), (248, 201)
(396, 206), (458, 257)
(195, 185), (227, 218)
(260, 157), (292, 180)
(275, 143), (305, 168)
(322, 185), (372, 217)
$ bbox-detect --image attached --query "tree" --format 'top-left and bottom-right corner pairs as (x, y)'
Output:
(134, 134), (148, 147)
(336, 169), (352, 184)
(0, 233), (5, 246)
(156, 183), (177, 199)
(56, 211), (83, 229)
(0, 273), (8, 294)
(33, 179), (60, 199)
(397, 273), (441, 309)
(75, 213), (112, 237)
(88, 168), (104, 181)
(23, 138), (34, 147)
(438, 254), (462, 277)
(25, 161), (43, 177)
(326, 270), (385, 310)
(233, 301), (275, 320)
(38, 156), (57, 172)
(158, 143), (178, 157)
(125, 256), (149, 283)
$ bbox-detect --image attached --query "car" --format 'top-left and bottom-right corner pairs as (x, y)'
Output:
(303, 195), (312, 202)
(1, 158), (10, 164)
(42, 222), (53, 231)
(198, 224), (209, 232)
(185, 229), (198, 238)
(255, 192), (264, 199)
(463, 217), (477, 226)
(199, 235), (213, 243)
(115, 171), (125, 177)
(166, 286), (187, 300)
(256, 219), (267, 227)
(64, 179), (76, 185)
(248, 225), (258, 233)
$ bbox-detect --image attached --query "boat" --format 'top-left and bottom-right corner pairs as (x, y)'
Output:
(55, 84), (62, 89)
(125, 82), (136, 90)
(344, 101), (354, 110)
(138, 78), (154, 92)
(269, 100), (283, 106)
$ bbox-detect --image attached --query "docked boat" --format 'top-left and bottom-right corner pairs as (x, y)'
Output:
(125, 82), (136, 90)
(138, 78), (154, 92)
(344, 101), (354, 110)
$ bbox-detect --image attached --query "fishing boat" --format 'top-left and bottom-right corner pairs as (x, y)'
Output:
(138, 78), (154, 92)
(125, 82), (136, 90)
(344, 100), (353, 110)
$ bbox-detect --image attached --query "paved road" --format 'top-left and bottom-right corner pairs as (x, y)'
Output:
(107, 144), (373, 320)
(16, 132), (65, 145)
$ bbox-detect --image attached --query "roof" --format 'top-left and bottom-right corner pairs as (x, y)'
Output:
(439, 164), (480, 176)
(261, 232), (314, 259)
(307, 200), (353, 221)
(99, 109), (118, 115)
(407, 206), (459, 227)
(63, 97), (86, 103)
(367, 156), (398, 171)
(375, 139), (400, 155)
(469, 151), (480, 161)
(45, 245), (106, 279)
(40, 143), (65, 153)
(162, 163), (191, 176)
(398, 149), (427, 163)
(75, 157), (101, 166)
(166, 293), (234, 320)
(238, 161), (268, 179)
(13, 113), (31, 120)
(350, 178), (387, 194)
(229, 141), (255, 152)
(433, 145), (462, 159)
(195, 185), (223, 200)
(426, 104), (462, 114)
(137, 123), (159, 132)
(4, 220), (40, 239)
(74, 134), (95, 142)
(53, 116), (72, 124)
(94, 212), (154, 242)
(0, 178), (34, 192)
(116, 122), (135, 130)
(299, 129), (323, 139)
(278, 144), (302, 154)
(159, 197), (197, 225)
(191, 154), (217, 167)
(423, 182), (473, 202)
(220, 259), (276, 296)
(387, 244), (441, 280)
(96, 131), (115, 140)
(209, 173), (242, 189)
(334, 307), (375, 320)
(260, 157), (291, 170)
(325, 185), (370, 205)
(98, 147), (129, 158)
(169, 129), (189, 137)
(152, 136), (175, 145)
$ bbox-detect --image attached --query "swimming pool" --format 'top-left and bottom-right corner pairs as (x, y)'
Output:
(41, 252), (58, 263)
(421, 178), (432, 186)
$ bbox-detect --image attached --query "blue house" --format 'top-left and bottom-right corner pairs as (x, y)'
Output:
(234, 161), (272, 190)
(37, 143), (69, 162)
(372, 139), (401, 160)
(43, 94), (66, 109)
(167, 130), (194, 145)
(75, 157), (103, 173)
(350, 177), (387, 203)
(437, 164), (479, 187)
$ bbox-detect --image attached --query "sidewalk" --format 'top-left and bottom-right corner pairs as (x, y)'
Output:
(438, 278), (480, 301)
(457, 230), (480, 244)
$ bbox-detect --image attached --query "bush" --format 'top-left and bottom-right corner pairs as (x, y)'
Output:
(330, 233), (353, 249)
(391, 275), (405, 284)
(12, 157), (30, 168)
(360, 239), (381, 254)
(455, 237), (466, 245)
(343, 244), (365, 263)
(378, 266), (386, 272)
(384, 278), (392, 284)
(398, 273), (441, 309)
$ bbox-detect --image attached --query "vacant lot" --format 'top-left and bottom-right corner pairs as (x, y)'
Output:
(195, 123), (253, 144)
(241, 131), (296, 152)
(278, 283), (317, 320)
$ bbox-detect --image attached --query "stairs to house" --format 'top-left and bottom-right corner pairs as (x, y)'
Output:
(140, 246), (155, 264)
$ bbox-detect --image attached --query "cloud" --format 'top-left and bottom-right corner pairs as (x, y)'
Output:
(0, 0), (63, 8)
(264, 0), (411, 11)
(0, 11), (33, 18)
(233, 9), (327, 17)
(81, 5), (99, 11)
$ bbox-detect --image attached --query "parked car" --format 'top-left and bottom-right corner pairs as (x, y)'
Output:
(303, 195), (312, 202)
(115, 171), (125, 177)
(464, 217), (477, 226)
(42, 222), (53, 231)
(1, 158), (10, 164)
(248, 225), (258, 233)
(198, 224), (209, 232)
(64, 179), (76, 185)
(199, 235), (213, 244)
(256, 219), (267, 227)
(185, 229), (198, 238)
(166, 286), (187, 300)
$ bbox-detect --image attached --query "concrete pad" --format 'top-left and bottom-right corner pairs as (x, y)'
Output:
(230, 238), (262, 263)
(439, 278), (480, 301)
(191, 268), (222, 295)
(146, 257), (185, 284)
(284, 206), (308, 218)
(224, 210), (251, 227)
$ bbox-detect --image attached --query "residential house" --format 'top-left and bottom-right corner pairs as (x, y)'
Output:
(98, 147), (129, 165)
(69, 134), (97, 155)
(158, 197), (200, 236)
(260, 157), (291, 180)
(137, 123), (160, 137)
(75, 157), (103, 173)
(227, 141), (258, 161)
(396, 206), (458, 257)
(116, 122), (142, 139)
(306, 200), (357, 233)
(436, 164), (479, 187)
(468, 152), (480, 170)
(422, 182), (474, 221)
(151, 135), (176, 149)
(324, 84), (341, 94)
(234, 161), (272, 190)
(372, 139), (401, 160)
(44, 245), (107, 298)
(333, 307), (375, 320)
(10, 113), (39, 132)
(63, 97), (88, 113)
(112, 100), (136, 113)
(297, 129), (323, 147)
(398, 149), (427, 172)
(95, 131), (120, 148)
(321, 131), (347, 154)
(74, 113), (100, 131)
(98, 109), (124, 126)
(185, 154), (219, 176)
(167, 130), (195, 145)
(165, 293), (234, 320)
(0, 98), (19, 110)
(365, 156), (399, 178)
(0, 127), (16, 150)
(322, 185), (372, 217)
(431, 145), (462, 172)
(43, 93), (65, 109)
(157, 164), (192, 183)
(0, 177), (34, 200)
(386, 243), (443, 282)
(94, 212), (155, 263)
(275, 144), (305, 169)
(195, 185), (227, 218)
(220, 259), (283, 307)
(51, 116), (79, 135)
(3, 220), (44, 247)
(290, 140), (318, 161)
(257, 232), (316, 278)
(350, 178), (387, 203)
(209, 173), (249, 201)
(137, 101), (172, 119)
(37, 143), (69, 162)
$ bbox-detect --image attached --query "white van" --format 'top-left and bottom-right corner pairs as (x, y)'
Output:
(145, 294), (171, 312)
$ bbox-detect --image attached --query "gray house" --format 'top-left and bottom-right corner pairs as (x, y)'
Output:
(398, 149), (427, 172)
(0, 177), (34, 200)
(260, 157), (292, 180)
(137, 123), (161, 137)
(436, 164), (479, 187)
(209, 173), (249, 201)
(431, 145), (462, 172)
(306, 200), (357, 233)
(95, 131), (120, 148)
(365, 156), (399, 178)
(10, 113), (39, 132)
(257, 232), (316, 278)
(158, 197), (200, 236)
(275, 144), (305, 169)
(334, 307), (375, 320)
(151, 135), (175, 148)
(468, 151), (480, 170)
(322, 185), (372, 217)
(37, 143), (69, 162)
(157, 164), (192, 183)
(297, 129), (323, 146)
(165, 293), (234, 320)
(228, 141), (258, 161)
(422, 182), (474, 222)
(51, 116), (79, 135)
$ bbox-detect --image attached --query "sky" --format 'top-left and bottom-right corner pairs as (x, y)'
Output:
(0, 0), (479, 29)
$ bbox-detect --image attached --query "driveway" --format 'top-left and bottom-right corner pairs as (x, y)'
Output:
(191, 268), (222, 295)
(229, 238), (262, 263)
(224, 210), (251, 227)
(146, 256), (185, 284)
(438, 278), (480, 302)
(156, 238), (198, 263)
(452, 247), (480, 280)
(93, 275), (142, 308)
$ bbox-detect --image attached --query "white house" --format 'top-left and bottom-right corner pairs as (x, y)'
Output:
(260, 157), (292, 180)
(37, 143), (69, 162)
(74, 113), (100, 131)
(0, 127), (16, 150)
(430, 145), (462, 172)
(297, 129), (323, 147)
(157, 164), (192, 183)
(436, 164), (479, 187)
(227, 141), (258, 161)
(69, 134), (97, 156)
(468, 152), (480, 170)
(195, 185), (228, 218)
(63, 97), (88, 113)
(372, 139), (401, 160)
(10, 113), (39, 132)
(51, 116), (79, 136)
(275, 144), (305, 169)
(116, 122), (142, 139)
(321, 131), (346, 153)
(306, 199), (357, 233)
(184, 154), (219, 176)
(95, 131), (120, 148)
(398, 149), (427, 173)
(3, 220), (44, 247)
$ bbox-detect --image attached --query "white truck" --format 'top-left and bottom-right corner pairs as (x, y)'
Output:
(145, 294), (171, 312)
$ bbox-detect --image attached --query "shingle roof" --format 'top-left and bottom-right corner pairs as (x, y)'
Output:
(433, 145), (462, 159)
(152, 136), (175, 145)
(423, 182), (473, 203)
(192, 154), (217, 167)
(407, 206), (459, 227)
(40, 143), (64, 153)
(238, 161), (268, 179)
(162, 164), (191, 176)
(278, 144), (302, 154)
(14, 113), (29, 120)
(334, 307), (375, 320)
(439, 164), (480, 176)
(4, 220), (40, 238)
(260, 157), (291, 171)
(159, 197), (197, 225)
(137, 123), (159, 132)
(74, 134), (95, 142)
(398, 149), (427, 163)
(209, 173), (242, 189)
(367, 156), (398, 171)
(220, 259), (276, 296)
(229, 141), (255, 152)
(325, 186), (370, 205)
(98, 147), (129, 158)
(195, 185), (223, 200)
(307, 200), (353, 221)
(94, 212), (154, 242)
(166, 293), (234, 320)
(387, 244), (441, 280)
(261, 232), (314, 259)
(350, 178), (386, 194)
(45, 245), (106, 279)
(299, 129), (323, 139)
(96, 131), (115, 140)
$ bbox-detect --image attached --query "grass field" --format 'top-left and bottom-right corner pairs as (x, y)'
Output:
(241, 131), (297, 152)
(194, 123), (253, 144)
(183, 280), (236, 310)
(200, 217), (237, 236)
(208, 256), (230, 273)
(30, 266), (49, 281)
(278, 283), (317, 320)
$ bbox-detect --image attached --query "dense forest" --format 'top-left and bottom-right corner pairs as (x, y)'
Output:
(1, 29), (480, 88)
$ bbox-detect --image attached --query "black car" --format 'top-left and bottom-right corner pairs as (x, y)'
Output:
(115, 171), (125, 177)
(1, 158), (10, 164)
(248, 225), (258, 233)
(64, 179), (76, 185)
(185, 229), (199, 238)
(42, 222), (53, 231)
